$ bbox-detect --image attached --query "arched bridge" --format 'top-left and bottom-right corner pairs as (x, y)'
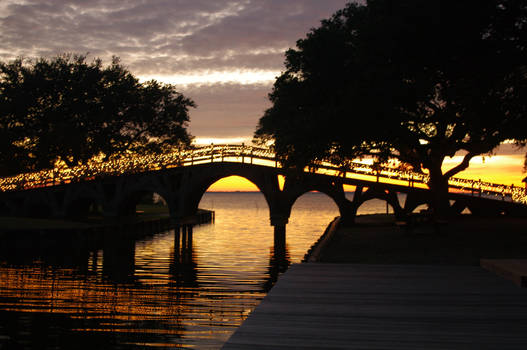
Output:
(1, 144), (527, 230)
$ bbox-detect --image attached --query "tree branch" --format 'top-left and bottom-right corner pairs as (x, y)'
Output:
(424, 100), (441, 114)
(443, 151), (476, 179)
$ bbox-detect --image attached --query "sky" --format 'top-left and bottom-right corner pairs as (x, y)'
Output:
(0, 0), (525, 189)
(0, 0), (350, 142)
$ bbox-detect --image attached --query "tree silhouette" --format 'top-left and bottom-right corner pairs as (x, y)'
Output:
(255, 0), (527, 216)
(0, 54), (194, 176)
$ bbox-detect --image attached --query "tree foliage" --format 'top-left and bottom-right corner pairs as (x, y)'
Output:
(0, 54), (194, 176)
(255, 0), (527, 213)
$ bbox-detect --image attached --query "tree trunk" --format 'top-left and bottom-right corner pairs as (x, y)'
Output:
(427, 167), (450, 220)
(426, 150), (478, 219)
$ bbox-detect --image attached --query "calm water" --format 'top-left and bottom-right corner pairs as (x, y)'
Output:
(0, 192), (390, 349)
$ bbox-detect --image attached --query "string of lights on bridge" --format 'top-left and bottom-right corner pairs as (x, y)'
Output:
(1, 144), (526, 204)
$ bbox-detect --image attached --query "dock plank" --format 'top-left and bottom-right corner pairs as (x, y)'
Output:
(481, 259), (527, 287)
(222, 263), (527, 349)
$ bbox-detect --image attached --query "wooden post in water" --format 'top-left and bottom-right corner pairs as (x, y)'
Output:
(274, 225), (286, 257)
(187, 225), (193, 250)
(181, 225), (188, 249)
(174, 225), (181, 259)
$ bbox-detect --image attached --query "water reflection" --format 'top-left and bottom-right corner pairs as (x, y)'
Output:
(169, 226), (198, 288)
(0, 226), (279, 349)
(1, 192), (343, 349)
(263, 243), (291, 292)
(102, 235), (136, 283)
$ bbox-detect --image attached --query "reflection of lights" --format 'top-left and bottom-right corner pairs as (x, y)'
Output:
(0, 264), (193, 334)
(0, 144), (526, 204)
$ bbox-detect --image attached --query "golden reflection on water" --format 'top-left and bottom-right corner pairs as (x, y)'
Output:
(0, 232), (262, 348)
(0, 192), (344, 349)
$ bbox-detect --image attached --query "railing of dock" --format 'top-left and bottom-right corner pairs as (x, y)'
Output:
(1, 144), (526, 204)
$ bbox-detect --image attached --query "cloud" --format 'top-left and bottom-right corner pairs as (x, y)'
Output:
(0, 0), (348, 74)
(0, 0), (349, 139)
(183, 82), (272, 139)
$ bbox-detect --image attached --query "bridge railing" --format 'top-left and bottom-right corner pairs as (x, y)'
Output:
(0, 144), (274, 192)
(1, 144), (526, 204)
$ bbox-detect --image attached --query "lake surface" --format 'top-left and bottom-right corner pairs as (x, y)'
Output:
(0, 192), (392, 349)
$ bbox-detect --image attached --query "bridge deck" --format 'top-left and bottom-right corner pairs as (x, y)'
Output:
(1, 144), (526, 205)
(222, 263), (527, 349)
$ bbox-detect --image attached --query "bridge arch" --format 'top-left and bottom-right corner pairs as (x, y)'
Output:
(118, 190), (172, 216)
(118, 190), (171, 216)
(356, 198), (398, 216)
(116, 178), (172, 217)
(0, 197), (16, 216)
(401, 192), (430, 215)
(352, 186), (405, 219)
(279, 176), (358, 224)
(22, 193), (54, 218)
(63, 185), (105, 218)
(181, 166), (279, 219)
(283, 186), (349, 222)
(66, 196), (101, 218)
(288, 190), (341, 222)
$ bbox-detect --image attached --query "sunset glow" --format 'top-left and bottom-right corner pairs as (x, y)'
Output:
(200, 156), (527, 193)
(139, 69), (278, 86)
(443, 153), (526, 187)
(194, 137), (251, 145)
(205, 153), (526, 191)
(204, 146), (526, 191)
(207, 175), (259, 192)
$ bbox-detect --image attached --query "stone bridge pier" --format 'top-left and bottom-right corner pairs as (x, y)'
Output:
(174, 163), (291, 246)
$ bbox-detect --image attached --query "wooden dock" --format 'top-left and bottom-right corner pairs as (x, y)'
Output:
(222, 263), (527, 349)
(481, 259), (527, 287)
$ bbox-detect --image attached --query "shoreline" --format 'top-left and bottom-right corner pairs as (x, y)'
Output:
(0, 208), (214, 236)
(313, 214), (527, 266)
